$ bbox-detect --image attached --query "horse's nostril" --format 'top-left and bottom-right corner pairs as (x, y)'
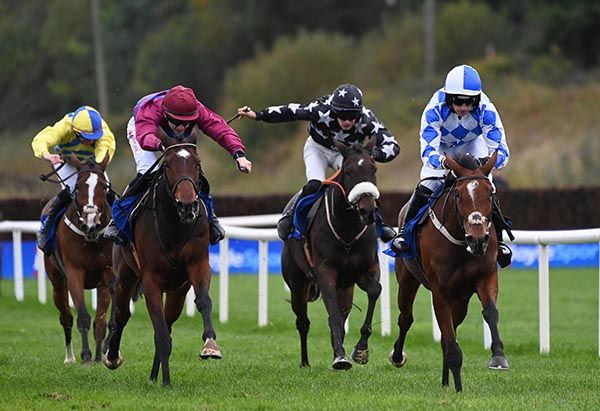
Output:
(466, 235), (474, 243)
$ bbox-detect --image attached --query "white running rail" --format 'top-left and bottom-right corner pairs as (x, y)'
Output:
(1, 220), (599, 355)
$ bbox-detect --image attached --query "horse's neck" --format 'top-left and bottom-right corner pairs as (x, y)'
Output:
(432, 189), (461, 236)
(326, 186), (362, 233)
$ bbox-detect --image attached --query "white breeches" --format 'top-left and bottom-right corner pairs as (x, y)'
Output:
(126, 116), (160, 174)
(55, 163), (77, 191)
(303, 137), (343, 181)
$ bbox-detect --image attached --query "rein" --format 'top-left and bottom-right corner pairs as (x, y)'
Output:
(429, 175), (492, 247)
(321, 168), (375, 251)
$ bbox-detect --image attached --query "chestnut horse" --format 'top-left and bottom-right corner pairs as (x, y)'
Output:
(282, 139), (382, 370)
(389, 152), (509, 392)
(103, 134), (219, 387)
(44, 154), (114, 364)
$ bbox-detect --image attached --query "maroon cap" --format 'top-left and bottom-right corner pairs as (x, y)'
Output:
(163, 85), (199, 121)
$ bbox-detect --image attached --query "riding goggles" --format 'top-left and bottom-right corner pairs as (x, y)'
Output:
(166, 115), (193, 127)
(334, 111), (361, 121)
(448, 95), (477, 107)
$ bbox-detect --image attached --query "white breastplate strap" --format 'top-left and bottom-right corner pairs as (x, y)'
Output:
(428, 207), (466, 246)
(325, 193), (368, 246)
(63, 215), (108, 237)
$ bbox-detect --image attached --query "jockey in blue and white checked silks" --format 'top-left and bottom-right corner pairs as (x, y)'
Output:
(391, 64), (513, 268)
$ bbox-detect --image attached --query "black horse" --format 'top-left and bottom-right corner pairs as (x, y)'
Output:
(103, 133), (220, 387)
(282, 138), (382, 370)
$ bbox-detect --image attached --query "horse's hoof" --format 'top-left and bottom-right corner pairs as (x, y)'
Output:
(351, 347), (369, 365)
(199, 338), (222, 360)
(332, 356), (352, 370)
(388, 350), (407, 368)
(488, 355), (509, 370)
(64, 357), (75, 365)
(102, 350), (123, 370)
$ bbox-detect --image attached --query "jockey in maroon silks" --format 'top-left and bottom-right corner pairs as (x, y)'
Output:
(104, 85), (252, 245)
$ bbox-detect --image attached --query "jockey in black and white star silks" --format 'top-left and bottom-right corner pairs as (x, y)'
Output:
(243, 84), (400, 182)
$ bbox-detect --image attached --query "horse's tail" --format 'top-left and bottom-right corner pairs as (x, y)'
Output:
(308, 280), (320, 302)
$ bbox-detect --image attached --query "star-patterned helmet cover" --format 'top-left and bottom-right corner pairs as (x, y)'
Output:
(330, 84), (363, 114)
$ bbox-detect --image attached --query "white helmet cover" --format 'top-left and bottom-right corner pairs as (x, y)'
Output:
(444, 64), (482, 96)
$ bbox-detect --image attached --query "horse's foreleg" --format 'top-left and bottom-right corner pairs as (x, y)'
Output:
(66, 270), (92, 364)
(93, 280), (111, 362)
(477, 278), (509, 371)
(191, 259), (221, 360)
(104, 263), (136, 371)
(389, 263), (420, 368)
(432, 291), (463, 392)
(49, 269), (74, 364)
(352, 272), (381, 365)
(144, 281), (171, 387)
(317, 266), (351, 370)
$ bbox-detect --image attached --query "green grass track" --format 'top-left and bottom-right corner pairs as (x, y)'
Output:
(0, 268), (598, 410)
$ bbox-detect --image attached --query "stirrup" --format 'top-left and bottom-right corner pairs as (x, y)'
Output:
(209, 222), (226, 245)
(497, 242), (512, 268)
(391, 233), (409, 253)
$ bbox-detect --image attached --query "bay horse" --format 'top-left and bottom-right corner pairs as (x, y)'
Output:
(389, 151), (509, 392)
(103, 133), (220, 387)
(282, 138), (382, 370)
(44, 154), (114, 364)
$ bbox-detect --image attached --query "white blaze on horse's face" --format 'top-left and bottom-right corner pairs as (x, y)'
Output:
(83, 173), (100, 228)
(176, 149), (191, 159)
(467, 180), (479, 204)
(358, 158), (364, 167)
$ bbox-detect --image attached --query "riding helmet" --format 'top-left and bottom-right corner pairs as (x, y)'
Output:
(330, 84), (363, 115)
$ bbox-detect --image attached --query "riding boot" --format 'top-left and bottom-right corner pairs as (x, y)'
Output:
(492, 193), (513, 268)
(391, 185), (432, 253)
(380, 223), (397, 243)
(37, 187), (72, 254)
(209, 210), (226, 245)
(104, 173), (150, 243)
(277, 179), (322, 241)
(277, 190), (302, 241)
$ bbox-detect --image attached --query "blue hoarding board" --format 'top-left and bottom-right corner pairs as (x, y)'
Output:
(1, 240), (598, 279)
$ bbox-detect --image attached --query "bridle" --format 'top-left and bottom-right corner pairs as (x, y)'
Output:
(66, 169), (112, 239)
(429, 175), (492, 247)
(161, 143), (201, 205)
(321, 157), (379, 251)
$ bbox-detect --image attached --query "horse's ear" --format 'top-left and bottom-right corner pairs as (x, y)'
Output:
(69, 154), (82, 170)
(99, 152), (110, 171)
(182, 124), (199, 145)
(363, 135), (376, 154)
(444, 154), (464, 175)
(333, 139), (350, 157)
(480, 151), (498, 176)
(156, 126), (172, 148)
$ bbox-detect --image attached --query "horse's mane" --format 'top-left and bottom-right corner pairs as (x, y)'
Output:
(348, 142), (367, 155)
(456, 153), (481, 170)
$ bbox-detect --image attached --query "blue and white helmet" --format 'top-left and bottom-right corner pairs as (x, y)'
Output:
(444, 64), (482, 96)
